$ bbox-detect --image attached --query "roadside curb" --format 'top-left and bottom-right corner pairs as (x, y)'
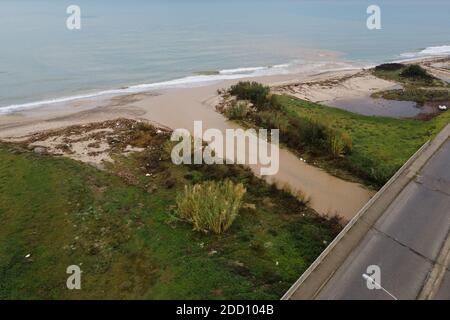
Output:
(282, 123), (450, 300)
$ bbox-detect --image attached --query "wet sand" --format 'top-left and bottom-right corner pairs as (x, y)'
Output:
(0, 69), (381, 221)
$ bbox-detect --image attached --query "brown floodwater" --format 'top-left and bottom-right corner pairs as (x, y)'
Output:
(132, 83), (374, 221)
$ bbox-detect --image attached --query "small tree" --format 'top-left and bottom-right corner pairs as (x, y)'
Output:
(400, 65), (433, 80)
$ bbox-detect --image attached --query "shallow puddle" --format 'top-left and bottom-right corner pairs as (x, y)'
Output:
(327, 97), (421, 118)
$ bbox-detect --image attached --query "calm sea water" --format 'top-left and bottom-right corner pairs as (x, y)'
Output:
(0, 0), (449, 111)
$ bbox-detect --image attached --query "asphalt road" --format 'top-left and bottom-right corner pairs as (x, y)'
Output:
(316, 138), (450, 300)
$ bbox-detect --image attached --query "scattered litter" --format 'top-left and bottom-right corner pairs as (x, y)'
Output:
(438, 105), (447, 111)
(33, 146), (47, 154)
(243, 203), (256, 210)
(22, 119), (170, 169)
(25, 254), (31, 258)
(264, 241), (273, 249)
(229, 260), (245, 268)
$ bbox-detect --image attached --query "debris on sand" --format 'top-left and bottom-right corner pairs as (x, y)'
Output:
(17, 118), (172, 169)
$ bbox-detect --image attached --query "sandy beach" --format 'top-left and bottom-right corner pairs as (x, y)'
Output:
(2, 56), (449, 220)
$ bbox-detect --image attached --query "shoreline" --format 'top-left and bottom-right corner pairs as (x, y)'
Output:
(0, 53), (357, 115)
(1, 55), (449, 220)
(2, 55), (447, 139)
(1, 50), (447, 116)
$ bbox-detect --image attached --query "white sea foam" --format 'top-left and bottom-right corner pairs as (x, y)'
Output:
(0, 63), (294, 114)
(0, 60), (366, 114)
(399, 45), (450, 59)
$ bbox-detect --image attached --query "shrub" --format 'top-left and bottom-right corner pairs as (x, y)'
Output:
(225, 101), (250, 120)
(176, 179), (247, 234)
(299, 119), (329, 147)
(259, 110), (289, 131)
(287, 117), (329, 151)
(256, 112), (353, 158)
(227, 87), (354, 158)
(375, 63), (405, 71)
(262, 94), (284, 111)
(327, 129), (353, 158)
(229, 82), (270, 107)
(400, 65), (434, 81)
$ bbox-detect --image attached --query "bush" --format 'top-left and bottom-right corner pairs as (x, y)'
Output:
(400, 65), (434, 81)
(297, 118), (329, 148)
(286, 117), (352, 157)
(253, 111), (353, 158)
(374, 63), (405, 71)
(255, 110), (289, 132)
(263, 94), (284, 111)
(328, 129), (353, 158)
(225, 101), (250, 120)
(175, 180), (247, 234)
(229, 82), (270, 107)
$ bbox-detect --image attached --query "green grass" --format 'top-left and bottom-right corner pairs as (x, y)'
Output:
(372, 64), (449, 106)
(276, 96), (450, 187)
(0, 143), (340, 299)
(373, 87), (450, 105)
(224, 78), (449, 187)
(372, 64), (448, 88)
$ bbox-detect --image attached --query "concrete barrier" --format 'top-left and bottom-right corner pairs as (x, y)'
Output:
(282, 124), (450, 300)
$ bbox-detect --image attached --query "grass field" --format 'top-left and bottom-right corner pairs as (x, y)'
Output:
(0, 139), (340, 299)
(224, 80), (450, 187)
(221, 77), (450, 188)
(277, 96), (450, 186)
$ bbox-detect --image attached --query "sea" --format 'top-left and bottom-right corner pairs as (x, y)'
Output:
(0, 0), (449, 113)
